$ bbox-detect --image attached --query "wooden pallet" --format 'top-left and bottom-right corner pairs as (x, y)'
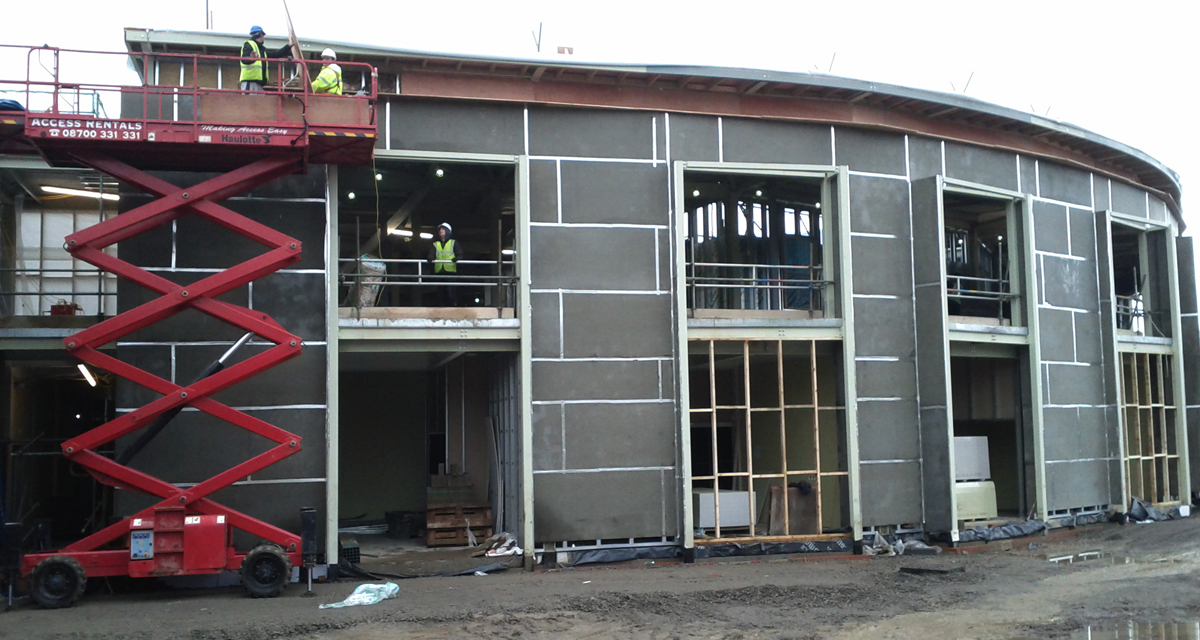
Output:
(426, 504), (493, 547)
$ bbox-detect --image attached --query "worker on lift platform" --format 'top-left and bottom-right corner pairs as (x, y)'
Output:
(310, 48), (343, 95)
(240, 25), (292, 92)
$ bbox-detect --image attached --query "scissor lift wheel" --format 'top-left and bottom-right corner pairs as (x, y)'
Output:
(30, 555), (87, 609)
(241, 544), (292, 598)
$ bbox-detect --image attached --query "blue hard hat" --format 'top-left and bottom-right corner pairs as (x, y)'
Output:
(250, 25), (265, 36)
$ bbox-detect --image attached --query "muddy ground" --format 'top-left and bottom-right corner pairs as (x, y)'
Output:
(4, 517), (1200, 639)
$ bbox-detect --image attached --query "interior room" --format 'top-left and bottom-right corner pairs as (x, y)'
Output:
(950, 354), (1028, 521)
(337, 159), (516, 311)
(336, 350), (519, 574)
(943, 192), (1014, 323)
(682, 172), (826, 315)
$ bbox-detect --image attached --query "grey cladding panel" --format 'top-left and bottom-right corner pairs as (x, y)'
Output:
(1069, 208), (1097, 261)
(852, 296), (915, 357)
(855, 359), (917, 402)
(1043, 407), (1109, 462)
(668, 113), (719, 161)
(1044, 362), (1104, 407)
(1177, 238), (1197, 314)
(564, 402), (675, 468)
(122, 408), (326, 482)
(530, 227), (658, 291)
(532, 404), (563, 471)
(529, 160), (558, 224)
(530, 292), (561, 358)
(1073, 311), (1103, 365)
(856, 399), (920, 461)
(1093, 178), (1111, 211)
(1020, 157), (1037, 196)
(851, 236), (913, 294)
(1183, 318), (1200, 402)
(252, 273), (326, 342)
(848, 175), (910, 237)
(834, 128), (906, 176)
(529, 107), (652, 159)
(913, 287), (948, 405)
(1110, 181), (1147, 217)
(944, 142), (1018, 191)
(115, 345), (171, 408)
(532, 360), (660, 401)
(1037, 307), (1075, 362)
(859, 461), (923, 526)
(120, 279), (249, 343)
(561, 293), (672, 358)
(1149, 197), (1169, 224)
(115, 219), (172, 268)
(1042, 255), (1099, 311)
(721, 118), (832, 165)
(1033, 200), (1069, 254)
(1046, 459), (1111, 510)
(1037, 161), (1092, 207)
(180, 344), (327, 407)
(175, 201), (326, 270)
(389, 99), (523, 155)
(1190, 408), (1200, 489)
(560, 162), (669, 225)
(907, 136), (942, 181)
(534, 469), (673, 540)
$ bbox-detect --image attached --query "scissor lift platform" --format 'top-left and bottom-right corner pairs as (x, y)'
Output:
(1, 44), (376, 607)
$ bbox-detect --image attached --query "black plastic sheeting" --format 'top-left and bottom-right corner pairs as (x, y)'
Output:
(695, 538), (853, 559)
(566, 545), (681, 567)
(337, 558), (512, 580)
(1127, 498), (1188, 523)
(955, 519), (1046, 543)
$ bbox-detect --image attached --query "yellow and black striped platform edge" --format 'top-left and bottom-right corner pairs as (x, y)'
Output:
(310, 131), (375, 138)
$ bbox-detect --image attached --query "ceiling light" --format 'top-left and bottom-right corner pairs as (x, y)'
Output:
(435, 168), (444, 178)
(755, 190), (763, 197)
(42, 186), (119, 201)
(815, 202), (821, 209)
(502, 249), (515, 256)
(692, 190), (700, 197)
(419, 232), (434, 240)
(388, 228), (413, 237)
(375, 173), (382, 181)
(78, 364), (97, 387)
(348, 192), (356, 200)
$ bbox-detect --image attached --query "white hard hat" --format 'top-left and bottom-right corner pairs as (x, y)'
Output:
(321, 48), (337, 60)
(439, 222), (452, 234)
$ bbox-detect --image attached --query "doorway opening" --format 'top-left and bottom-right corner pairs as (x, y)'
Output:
(3, 360), (115, 550)
(337, 350), (520, 574)
(950, 354), (1030, 523)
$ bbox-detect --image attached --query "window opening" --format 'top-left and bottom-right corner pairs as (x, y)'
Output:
(338, 160), (516, 312)
(1111, 224), (1170, 338)
(688, 339), (849, 540)
(1121, 353), (1179, 505)
(684, 173), (828, 315)
(943, 191), (1016, 324)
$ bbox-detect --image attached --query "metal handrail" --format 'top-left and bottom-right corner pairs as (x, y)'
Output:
(0, 44), (377, 127)
(1116, 293), (1166, 337)
(946, 274), (1017, 302)
(338, 257), (517, 307)
(0, 267), (115, 316)
(687, 261), (829, 312)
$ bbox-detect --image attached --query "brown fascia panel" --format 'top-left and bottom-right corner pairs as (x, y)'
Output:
(398, 70), (1151, 189)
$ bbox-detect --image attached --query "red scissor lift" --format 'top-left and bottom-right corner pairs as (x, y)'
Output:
(0, 45), (376, 607)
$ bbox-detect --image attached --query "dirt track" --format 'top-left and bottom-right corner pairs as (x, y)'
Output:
(5, 517), (1200, 639)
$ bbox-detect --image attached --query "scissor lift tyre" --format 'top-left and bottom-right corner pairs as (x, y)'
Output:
(241, 544), (291, 598)
(30, 555), (87, 609)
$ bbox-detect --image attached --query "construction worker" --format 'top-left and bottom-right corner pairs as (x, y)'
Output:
(239, 25), (292, 92)
(310, 49), (343, 95)
(428, 222), (463, 306)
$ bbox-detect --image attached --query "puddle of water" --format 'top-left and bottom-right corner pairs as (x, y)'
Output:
(1069, 621), (1200, 639)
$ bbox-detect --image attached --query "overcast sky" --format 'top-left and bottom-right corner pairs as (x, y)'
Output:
(6, 0), (1198, 227)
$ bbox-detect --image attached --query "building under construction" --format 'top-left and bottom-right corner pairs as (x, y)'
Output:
(0, 28), (1195, 580)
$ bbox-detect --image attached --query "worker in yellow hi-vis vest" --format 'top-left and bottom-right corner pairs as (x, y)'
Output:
(239, 25), (292, 92)
(427, 222), (463, 306)
(310, 48), (343, 95)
